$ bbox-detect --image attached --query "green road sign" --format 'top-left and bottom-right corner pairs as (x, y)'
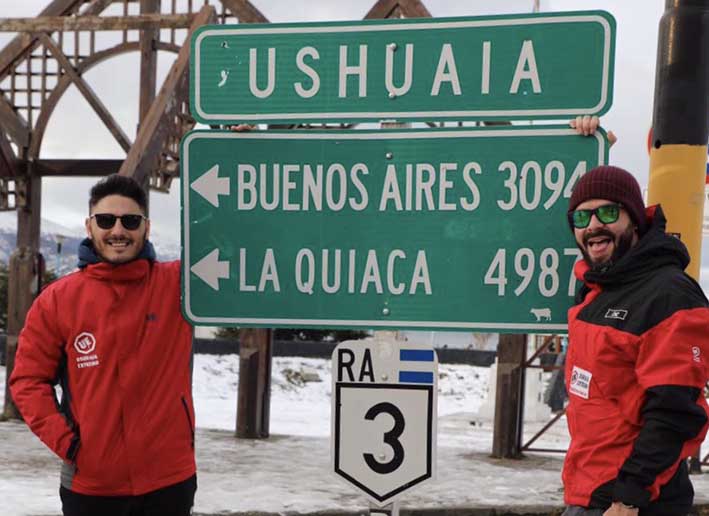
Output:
(181, 126), (607, 332)
(190, 11), (615, 125)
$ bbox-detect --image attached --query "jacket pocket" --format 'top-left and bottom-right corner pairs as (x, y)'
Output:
(181, 395), (195, 449)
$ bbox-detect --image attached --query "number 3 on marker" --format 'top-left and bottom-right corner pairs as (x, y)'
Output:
(363, 402), (405, 474)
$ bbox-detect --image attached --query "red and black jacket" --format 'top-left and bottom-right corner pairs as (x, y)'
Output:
(564, 206), (709, 514)
(10, 239), (196, 496)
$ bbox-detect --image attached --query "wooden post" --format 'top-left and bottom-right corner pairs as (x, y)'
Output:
(2, 247), (38, 420)
(3, 169), (41, 420)
(138, 0), (159, 209)
(2, 342), (19, 420)
(236, 328), (272, 438)
(491, 333), (527, 458)
(139, 0), (159, 125)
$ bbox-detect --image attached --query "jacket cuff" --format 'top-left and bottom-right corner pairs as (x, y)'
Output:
(612, 477), (651, 508)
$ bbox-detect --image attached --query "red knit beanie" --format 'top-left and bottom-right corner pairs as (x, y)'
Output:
(568, 165), (647, 234)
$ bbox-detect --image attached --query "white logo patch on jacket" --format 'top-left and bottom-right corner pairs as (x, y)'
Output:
(74, 332), (96, 354)
(605, 309), (628, 320)
(569, 365), (592, 399)
(73, 332), (100, 369)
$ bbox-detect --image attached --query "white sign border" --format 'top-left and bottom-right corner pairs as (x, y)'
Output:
(333, 383), (435, 505)
(193, 14), (613, 122)
(181, 127), (606, 330)
(329, 339), (439, 506)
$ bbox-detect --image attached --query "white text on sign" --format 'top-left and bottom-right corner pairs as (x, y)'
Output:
(232, 160), (587, 212)
(236, 248), (432, 295)
(230, 40), (541, 100)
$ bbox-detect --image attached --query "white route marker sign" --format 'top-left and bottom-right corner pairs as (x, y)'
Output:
(331, 337), (438, 506)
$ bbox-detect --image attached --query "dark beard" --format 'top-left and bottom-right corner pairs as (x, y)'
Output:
(580, 224), (636, 273)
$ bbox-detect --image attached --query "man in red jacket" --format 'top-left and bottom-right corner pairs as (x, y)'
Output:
(563, 154), (709, 515)
(10, 174), (196, 516)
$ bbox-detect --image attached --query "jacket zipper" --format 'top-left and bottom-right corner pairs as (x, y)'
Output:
(181, 395), (195, 449)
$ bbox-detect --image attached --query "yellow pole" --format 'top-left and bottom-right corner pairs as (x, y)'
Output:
(647, 145), (706, 280)
(649, 0), (709, 473)
(648, 0), (709, 283)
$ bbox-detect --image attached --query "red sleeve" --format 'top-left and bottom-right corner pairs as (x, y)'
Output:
(635, 307), (709, 390)
(612, 307), (709, 506)
(9, 287), (77, 461)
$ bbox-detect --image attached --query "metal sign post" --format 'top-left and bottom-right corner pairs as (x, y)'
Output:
(370, 501), (400, 516)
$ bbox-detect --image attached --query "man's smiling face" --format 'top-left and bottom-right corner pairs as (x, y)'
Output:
(85, 194), (150, 264)
(573, 198), (638, 268)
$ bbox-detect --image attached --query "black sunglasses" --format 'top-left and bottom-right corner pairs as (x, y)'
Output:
(568, 203), (622, 229)
(90, 213), (147, 231)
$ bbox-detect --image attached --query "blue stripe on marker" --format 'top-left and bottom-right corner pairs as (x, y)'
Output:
(399, 371), (434, 384)
(400, 349), (434, 362)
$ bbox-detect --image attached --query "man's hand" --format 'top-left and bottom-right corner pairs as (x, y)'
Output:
(570, 115), (617, 146)
(603, 502), (639, 516)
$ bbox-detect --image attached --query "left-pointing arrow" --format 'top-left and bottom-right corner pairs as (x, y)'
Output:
(190, 248), (230, 291)
(190, 164), (230, 208)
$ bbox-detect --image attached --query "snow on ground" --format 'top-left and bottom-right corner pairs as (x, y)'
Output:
(193, 355), (490, 436)
(2, 355), (709, 516)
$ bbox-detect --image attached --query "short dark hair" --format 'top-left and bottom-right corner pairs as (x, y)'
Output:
(89, 174), (147, 213)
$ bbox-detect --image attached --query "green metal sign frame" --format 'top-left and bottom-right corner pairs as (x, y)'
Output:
(190, 11), (615, 124)
(180, 126), (607, 332)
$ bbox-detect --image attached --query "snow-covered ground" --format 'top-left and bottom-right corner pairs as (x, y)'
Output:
(2, 355), (709, 516)
(193, 355), (490, 436)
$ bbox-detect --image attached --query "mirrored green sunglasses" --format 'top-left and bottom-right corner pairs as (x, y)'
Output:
(568, 203), (622, 229)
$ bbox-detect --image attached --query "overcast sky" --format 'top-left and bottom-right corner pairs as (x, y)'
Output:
(0, 1), (681, 250)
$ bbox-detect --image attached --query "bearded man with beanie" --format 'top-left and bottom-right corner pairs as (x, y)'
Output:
(562, 164), (709, 516)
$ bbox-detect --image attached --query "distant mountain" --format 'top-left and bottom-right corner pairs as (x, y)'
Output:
(0, 212), (180, 276)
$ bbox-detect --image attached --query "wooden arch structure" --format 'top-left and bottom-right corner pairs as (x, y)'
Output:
(0, 0), (434, 430)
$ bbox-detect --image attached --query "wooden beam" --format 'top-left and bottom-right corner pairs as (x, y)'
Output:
(34, 158), (122, 176)
(16, 171), (41, 249)
(0, 158), (123, 179)
(40, 33), (132, 154)
(119, 5), (215, 183)
(80, 0), (120, 16)
(0, 132), (19, 178)
(364, 0), (399, 19)
(139, 0), (160, 125)
(0, 14), (196, 33)
(0, 0), (83, 76)
(219, 0), (269, 23)
(399, 0), (431, 17)
(0, 95), (29, 148)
